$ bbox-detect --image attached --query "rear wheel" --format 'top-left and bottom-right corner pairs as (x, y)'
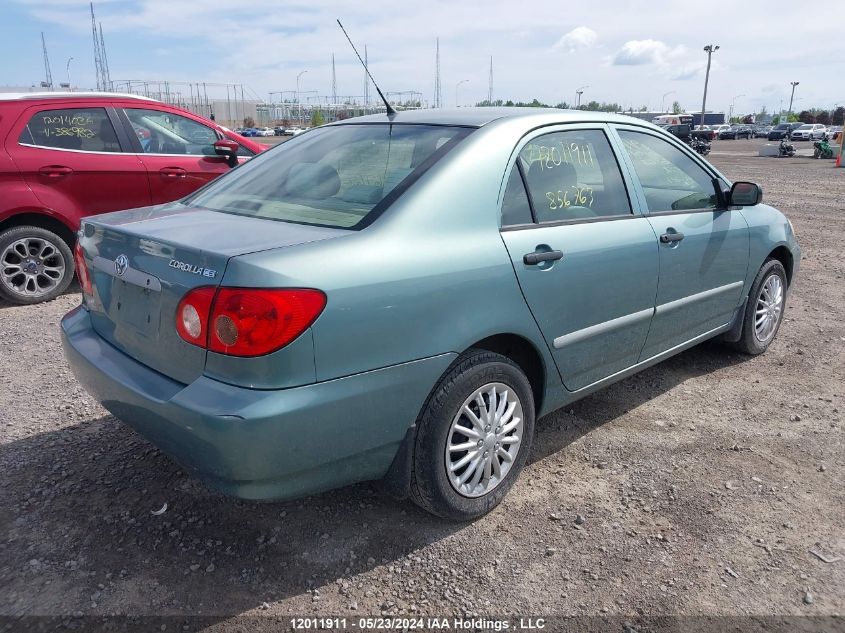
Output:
(410, 349), (535, 521)
(731, 259), (787, 355)
(0, 226), (74, 305)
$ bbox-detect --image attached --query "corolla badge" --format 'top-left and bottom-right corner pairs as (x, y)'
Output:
(168, 259), (217, 278)
(114, 254), (129, 277)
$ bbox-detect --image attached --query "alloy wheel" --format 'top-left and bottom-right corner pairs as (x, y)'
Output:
(445, 382), (524, 498)
(754, 273), (784, 343)
(0, 236), (67, 299)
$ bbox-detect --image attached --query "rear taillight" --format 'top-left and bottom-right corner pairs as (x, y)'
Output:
(175, 287), (326, 357)
(73, 242), (93, 297)
(175, 286), (216, 347)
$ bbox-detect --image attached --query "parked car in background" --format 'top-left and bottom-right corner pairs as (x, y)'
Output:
(790, 123), (827, 141)
(753, 126), (772, 138)
(0, 92), (264, 304)
(255, 127), (275, 137)
(711, 124), (731, 138)
(240, 128), (258, 137)
(692, 125), (716, 141)
(282, 127), (299, 136)
(829, 126), (842, 141)
(273, 126), (286, 136)
(767, 123), (800, 141)
(63, 108), (800, 520)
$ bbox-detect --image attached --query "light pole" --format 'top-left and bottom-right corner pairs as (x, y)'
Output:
(700, 44), (719, 128)
(787, 81), (799, 120)
(66, 57), (73, 90)
(575, 85), (589, 108)
(661, 91), (675, 113)
(296, 70), (308, 127)
(455, 79), (468, 107)
(729, 93), (745, 122)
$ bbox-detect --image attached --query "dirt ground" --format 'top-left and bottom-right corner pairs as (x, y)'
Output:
(1, 138), (843, 631)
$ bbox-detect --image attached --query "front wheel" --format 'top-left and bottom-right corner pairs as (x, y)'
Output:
(0, 226), (74, 305)
(731, 259), (788, 355)
(410, 349), (535, 521)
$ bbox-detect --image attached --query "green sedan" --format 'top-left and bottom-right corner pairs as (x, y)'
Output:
(62, 108), (800, 520)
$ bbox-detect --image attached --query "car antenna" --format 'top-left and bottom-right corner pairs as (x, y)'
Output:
(336, 19), (396, 116)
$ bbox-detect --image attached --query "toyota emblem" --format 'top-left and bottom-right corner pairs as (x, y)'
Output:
(114, 254), (129, 277)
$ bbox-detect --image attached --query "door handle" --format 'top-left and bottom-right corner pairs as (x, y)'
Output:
(159, 167), (187, 179)
(660, 232), (685, 244)
(38, 165), (73, 178)
(523, 249), (564, 265)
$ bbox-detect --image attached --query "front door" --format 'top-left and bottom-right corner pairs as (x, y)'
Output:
(499, 126), (658, 392)
(613, 127), (750, 359)
(119, 106), (233, 204)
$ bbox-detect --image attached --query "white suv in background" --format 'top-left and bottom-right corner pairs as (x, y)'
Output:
(791, 123), (827, 140)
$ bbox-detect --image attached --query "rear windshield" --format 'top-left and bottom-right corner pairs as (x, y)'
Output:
(186, 124), (471, 229)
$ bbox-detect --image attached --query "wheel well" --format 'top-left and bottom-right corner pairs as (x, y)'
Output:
(0, 213), (76, 248)
(767, 246), (794, 286)
(469, 334), (545, 414)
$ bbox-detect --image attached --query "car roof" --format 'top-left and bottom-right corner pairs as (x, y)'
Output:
(329, 107), (663, 128)
(0, 91), (157, 102)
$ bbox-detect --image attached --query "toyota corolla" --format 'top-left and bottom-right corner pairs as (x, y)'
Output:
(62, 109), (800, 520)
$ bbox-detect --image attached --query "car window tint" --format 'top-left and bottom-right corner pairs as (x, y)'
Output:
(186, 124), (471, 230)
(19, 107), (121, 152)
(617, 130), (718, 212)
(124, 108), (219, 155)
(518, 129), (631, 223)
(500, 166), (533, 226)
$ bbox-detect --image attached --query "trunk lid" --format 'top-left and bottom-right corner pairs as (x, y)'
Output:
(80, 203), (346, 384)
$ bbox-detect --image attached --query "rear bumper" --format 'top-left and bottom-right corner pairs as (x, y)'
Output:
(61, 305), (455, 500)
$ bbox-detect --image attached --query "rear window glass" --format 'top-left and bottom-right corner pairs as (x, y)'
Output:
(19, 107), (121, 152)
(186, 124), (471, 229)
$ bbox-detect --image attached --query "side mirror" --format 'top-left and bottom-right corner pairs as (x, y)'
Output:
(729, 181), (763, 207)
(213, 139), (239, 168)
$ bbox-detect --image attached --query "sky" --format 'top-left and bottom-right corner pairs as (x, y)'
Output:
(2, 0), (842, 115)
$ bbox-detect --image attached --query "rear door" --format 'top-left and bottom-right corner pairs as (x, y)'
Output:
(116, 105), (238, 204)
(9, 103), (150, 219)
(612, 126), (749, 360)
(499, 125), (659, 392)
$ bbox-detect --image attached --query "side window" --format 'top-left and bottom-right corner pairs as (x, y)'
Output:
(19, 107), (121, 152)
(617, 130), (718, 212)
(518, 129), (631, 223)
(124, 108), (219, 155)
(500, 166), (533, 226)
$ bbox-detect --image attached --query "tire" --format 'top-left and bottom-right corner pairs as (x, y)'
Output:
(731, 259), (788, 355)
(0, 225), (74, 305)
(410, 349), (535, 521)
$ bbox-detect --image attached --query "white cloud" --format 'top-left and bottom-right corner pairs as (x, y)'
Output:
(612, 39), (686, 66)
(552, 26), (597, 52)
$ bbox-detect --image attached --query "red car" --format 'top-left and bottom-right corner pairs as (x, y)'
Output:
(0, 92), (265, 304)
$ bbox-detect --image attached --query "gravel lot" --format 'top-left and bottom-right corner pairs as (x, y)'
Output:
(1, 138), (843, 629)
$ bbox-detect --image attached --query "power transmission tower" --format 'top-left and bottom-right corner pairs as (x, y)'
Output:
(434, 38), (442, 108)
(331, 53), (337, 105)
(41, 32), (53, 89)
(99, 23), (111, 90)
(487, 56), (493, 104)
(90, 3), (104, 90)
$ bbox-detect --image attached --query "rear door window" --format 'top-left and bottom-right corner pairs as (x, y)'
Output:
(517, 129), (632, 222)
(18, 107), (121, 152)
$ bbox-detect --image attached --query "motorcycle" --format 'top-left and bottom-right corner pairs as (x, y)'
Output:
(813, 139), (834, 159)
(778, 137), (796, 157)
(690, 136), (711, 156)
